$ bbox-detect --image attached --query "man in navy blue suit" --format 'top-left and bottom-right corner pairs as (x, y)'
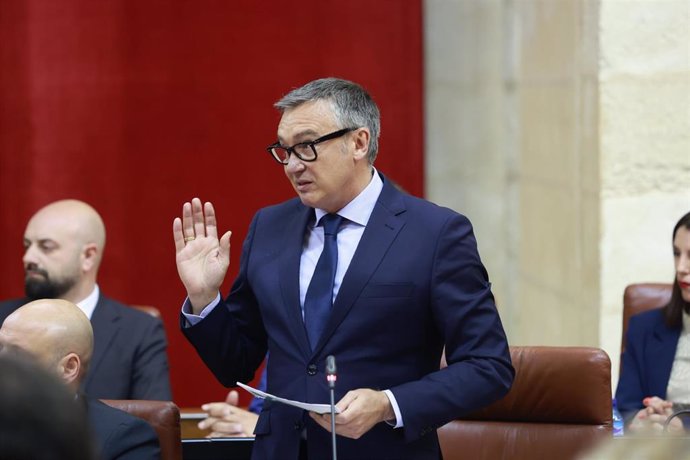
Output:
(0, 298), (160, 460)
(0, 199), (171, 400)
(174, 78), (513, 459)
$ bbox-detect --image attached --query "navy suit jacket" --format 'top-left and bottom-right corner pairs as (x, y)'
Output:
(615, 308), (681, 420)
(83, 396), (161, 460)
(183, 174), (514, 460)
(0, 295), (172, 400)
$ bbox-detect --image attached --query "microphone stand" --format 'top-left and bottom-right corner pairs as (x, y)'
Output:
(326, 355), (338, 460)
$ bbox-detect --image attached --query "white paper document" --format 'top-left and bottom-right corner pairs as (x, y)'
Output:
(236, 381), (340, 415)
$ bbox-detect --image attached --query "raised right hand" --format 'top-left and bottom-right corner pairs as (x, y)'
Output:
(173, 198), (232, 313)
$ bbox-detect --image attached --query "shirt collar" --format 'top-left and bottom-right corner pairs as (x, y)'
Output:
(76, 285), (99, 320)
(313, 168), (383, 227)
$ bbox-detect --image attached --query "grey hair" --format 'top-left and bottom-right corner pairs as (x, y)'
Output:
(274, 78), (381, 164)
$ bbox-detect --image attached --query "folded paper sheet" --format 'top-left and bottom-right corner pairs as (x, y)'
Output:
(237, 382), (340, 415)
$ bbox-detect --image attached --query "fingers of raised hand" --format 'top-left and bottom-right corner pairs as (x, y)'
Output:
(192, 198), (206, 238)
(181, 201), (195, 240)
(173, 217), (186, 252)
(204, 201), (219, 239)
(178, 198), (221, 244)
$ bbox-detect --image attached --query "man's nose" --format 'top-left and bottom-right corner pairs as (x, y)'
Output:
(22, 245), (38, 266)
(285, 154), (306, 173)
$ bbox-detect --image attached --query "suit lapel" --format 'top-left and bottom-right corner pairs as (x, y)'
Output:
(84, 296), (120, 388)
(312, 180), (407, 357)
(648, 319), (681, 396)
(278, 202), (313, 358)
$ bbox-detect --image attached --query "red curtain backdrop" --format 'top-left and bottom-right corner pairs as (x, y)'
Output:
(0, 1), (423, 407)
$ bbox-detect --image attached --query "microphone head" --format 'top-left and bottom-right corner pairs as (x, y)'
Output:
(326, 355), (337, 375)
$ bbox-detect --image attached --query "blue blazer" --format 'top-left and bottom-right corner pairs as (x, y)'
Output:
(0, 295), (172, 400)
(83, 396), (161, 460)
(615, 308), (681, 419)
(183, 174), (514, 460)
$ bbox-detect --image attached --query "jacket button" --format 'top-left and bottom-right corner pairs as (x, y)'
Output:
(307, 364), (317, 376)
(294, 420), (303, 431)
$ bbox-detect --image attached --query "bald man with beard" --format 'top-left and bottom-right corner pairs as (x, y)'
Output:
(0, 299), (160, 460)
(0, 199), (171, 400)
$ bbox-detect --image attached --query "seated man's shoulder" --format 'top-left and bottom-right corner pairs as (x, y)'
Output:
(98, 296), (162, 324)
(0, 298), (29, 324)
(0, 297), (26, 308)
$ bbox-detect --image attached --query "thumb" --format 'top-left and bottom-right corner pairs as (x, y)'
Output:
(226, 390), (240, 407)
(220, 231), (232, 260)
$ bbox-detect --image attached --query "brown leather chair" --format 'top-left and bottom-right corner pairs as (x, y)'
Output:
(620, 283), (672, 355)
(102, 399), (181, 460)
(437, 346), (612, 460)
(132, 304), (163, 320)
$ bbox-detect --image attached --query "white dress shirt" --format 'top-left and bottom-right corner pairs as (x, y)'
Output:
(76, 284), (99, 320)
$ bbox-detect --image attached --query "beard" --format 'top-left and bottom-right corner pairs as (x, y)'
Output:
(24, 266), (77, 300)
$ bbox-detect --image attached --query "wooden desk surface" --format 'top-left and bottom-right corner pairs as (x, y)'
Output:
(180, 407), (211, 439)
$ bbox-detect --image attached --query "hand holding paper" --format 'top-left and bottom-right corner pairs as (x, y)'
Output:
(236, 382), (340, 415)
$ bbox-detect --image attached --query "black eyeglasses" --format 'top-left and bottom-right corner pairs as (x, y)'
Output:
(266, 127), (359, 165)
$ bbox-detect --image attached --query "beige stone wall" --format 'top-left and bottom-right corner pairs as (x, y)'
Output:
(425, 0), (690, 389)
(425, 0), (600, 346)
(599, 0), (690, 385)
(512, 0), (601, 347)
(424, 0), (515, 329)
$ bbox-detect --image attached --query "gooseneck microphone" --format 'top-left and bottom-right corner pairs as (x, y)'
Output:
(326, 355), (338, 460)
(326, 355), (337, 387)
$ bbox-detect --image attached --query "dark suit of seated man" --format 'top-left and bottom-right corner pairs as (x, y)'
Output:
(0, 298), (160, 460)
(0, 352), (97, 460)
(0, 199), (171, 400)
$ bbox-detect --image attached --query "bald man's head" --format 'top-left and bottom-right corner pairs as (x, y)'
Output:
(0, 299), (94, 391)
(22, 199), (106, 303)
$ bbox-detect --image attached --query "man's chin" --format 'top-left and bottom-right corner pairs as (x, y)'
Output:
(25, 280), (56, 300)
(296, 193), (317, 209)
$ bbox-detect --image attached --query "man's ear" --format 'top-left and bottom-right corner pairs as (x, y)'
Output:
(351, 128), (371, 161)
(81, 243), (99, 272)
(58, 352), (81, 387)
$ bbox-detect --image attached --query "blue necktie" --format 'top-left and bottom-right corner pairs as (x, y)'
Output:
(304, 213), (343, 351)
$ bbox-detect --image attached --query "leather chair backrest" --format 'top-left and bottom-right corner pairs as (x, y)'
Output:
(437, 346), (612, 460)
(102, 399), (181, 460)
(620, 283), (672, 355)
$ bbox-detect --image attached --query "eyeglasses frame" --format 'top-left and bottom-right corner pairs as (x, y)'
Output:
(265, 127), (359, 165)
